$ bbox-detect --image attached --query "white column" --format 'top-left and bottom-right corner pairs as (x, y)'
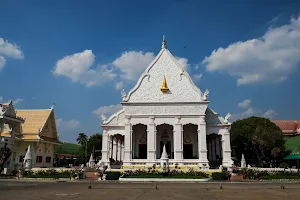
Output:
(112, 137), (117, 161)
(117, 140), (122, 162)
(101, 130), (109, 165)
(198, 116), (209, 168)
(123, 116), (132, 166)
(222, 127), (233, 167)
(210, 140), (213, 161)
(108, 136), (112, 159)
(216, 136), (220, 159)
(174, 117), (183, 163)
(147, 116), (156, 165)
(122, 141), (125, 161)
(212, 138), (216, 160)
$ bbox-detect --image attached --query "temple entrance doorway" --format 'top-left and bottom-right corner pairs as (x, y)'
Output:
(132, 124), (147, 159)
(183, 144), (193, 159)
(156, 124), (174, 159)
(138, 144), (147, 159)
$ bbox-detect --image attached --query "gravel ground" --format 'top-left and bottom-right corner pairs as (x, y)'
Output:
(1, 180), (300, 200)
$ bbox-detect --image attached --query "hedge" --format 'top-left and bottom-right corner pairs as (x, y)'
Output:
(106, 171), (121, 180)
(211, 172), (227, 180)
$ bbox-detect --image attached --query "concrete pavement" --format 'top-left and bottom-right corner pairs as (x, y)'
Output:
(1, 180), (300, 199)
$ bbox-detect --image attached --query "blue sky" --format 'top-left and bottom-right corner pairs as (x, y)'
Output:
(1, 0), (300, 143)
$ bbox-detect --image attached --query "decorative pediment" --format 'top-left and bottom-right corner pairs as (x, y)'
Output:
(206, 108), (228, 125)
(122, 38), (204, 103)
(103, 109), (125, 126)
(0, 101), (17, 118)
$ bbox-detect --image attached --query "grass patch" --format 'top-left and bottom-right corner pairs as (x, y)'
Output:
(55, 142), (80, 155)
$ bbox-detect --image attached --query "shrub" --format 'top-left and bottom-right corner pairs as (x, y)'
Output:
(121, 168), (208, 179)
(106, 171), (121, 180)
(212, 172), (227, 180)
(260, 171), (300, 180)
(231, 165), (239, 173)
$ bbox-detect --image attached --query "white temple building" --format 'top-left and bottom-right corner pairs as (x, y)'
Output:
(100, 37), (233, 169)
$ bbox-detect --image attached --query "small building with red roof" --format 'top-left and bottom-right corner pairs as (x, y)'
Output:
(272, 120), (300, 136)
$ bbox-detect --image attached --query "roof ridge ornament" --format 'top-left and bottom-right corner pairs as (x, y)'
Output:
(160, 74), (169, 93)
(201, 89), (209, 101)
(162, 35), (167, 49)
(224, 113), (231, 124)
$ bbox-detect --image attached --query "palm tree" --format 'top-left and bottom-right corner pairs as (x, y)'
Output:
(77, 133), (88, 164)
(77, 133), (88, 147)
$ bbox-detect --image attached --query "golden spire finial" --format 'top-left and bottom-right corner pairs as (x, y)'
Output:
(160, 74), (169, 93)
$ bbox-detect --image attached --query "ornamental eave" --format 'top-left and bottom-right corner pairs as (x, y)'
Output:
(101, 109), (125, 126)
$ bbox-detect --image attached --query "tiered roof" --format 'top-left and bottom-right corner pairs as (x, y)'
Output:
(16, 108), (61, 144)
(272, 120), (300, 136)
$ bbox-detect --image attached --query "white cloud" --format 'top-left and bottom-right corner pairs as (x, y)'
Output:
(112, 51), (155, 81)
(56, 118), (80, 128)
(115, 81), (124, 90)
(92, 104), (122, 119)
(67, 119), (80, 128)
(231, 108), (262, 121)
(13, 98), (23, 105)
(191, 73), (202, 82)
(0, 38), (24, 59)
(202, 16), (300, 85)
(53, 49), (196, 89)
(0, 56), (6, 71)
(112, 52), (190, 82)
(238, 99), (252, 108)
(194, 64), (200, 70)
(175, 57), (190, 72)
(53, 50), (116, 87)
(231, 107), (278, 122)
(0, 96), (3, 102)
(263, 109), (277, 119)
(56, 118), (63, 127)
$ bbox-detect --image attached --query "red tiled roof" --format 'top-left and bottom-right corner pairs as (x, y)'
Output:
(272, 120), (300, 135)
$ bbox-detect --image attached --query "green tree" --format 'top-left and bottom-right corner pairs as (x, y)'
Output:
(77, 133), (88, 149)
(87, 133), (102, 161)
(76, 133), (88, 162)
(230, 116), (288, 167)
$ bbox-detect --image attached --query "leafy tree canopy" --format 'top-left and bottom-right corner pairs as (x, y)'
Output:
(76, 132), (102, 162)
(230, 116), (288, 167)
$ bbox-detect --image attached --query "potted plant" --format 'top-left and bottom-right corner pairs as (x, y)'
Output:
(241, 168), (248, 179)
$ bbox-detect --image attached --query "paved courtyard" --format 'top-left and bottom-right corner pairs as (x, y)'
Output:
(1, 180), (300, 200)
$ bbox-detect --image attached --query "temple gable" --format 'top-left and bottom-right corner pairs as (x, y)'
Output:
(123, 45), (203, 103)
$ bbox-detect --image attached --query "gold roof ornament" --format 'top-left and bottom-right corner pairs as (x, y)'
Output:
(160, 74), (169, 93)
